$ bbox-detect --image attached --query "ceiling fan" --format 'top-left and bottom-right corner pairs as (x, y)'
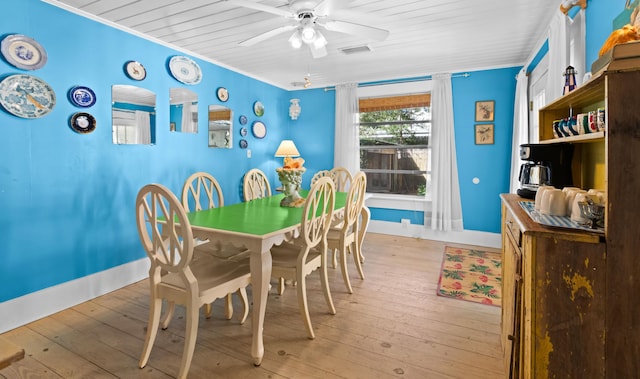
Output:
(223, 0), (390, 58)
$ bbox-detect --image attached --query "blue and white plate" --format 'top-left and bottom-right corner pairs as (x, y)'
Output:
(240, 127), (248, 137)
(1, 34), (47, 70)
(239, 139), (248, 149)
(169, 56), (202, 85)
(239, 114), (248, 125)
(68, 86), (96, 108)
(0, 74), (55, 118)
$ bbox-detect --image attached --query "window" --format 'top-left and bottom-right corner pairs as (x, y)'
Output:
(359, 94), (431, 196)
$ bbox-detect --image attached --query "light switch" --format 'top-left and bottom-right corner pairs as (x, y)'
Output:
(247, 149), (251, 158)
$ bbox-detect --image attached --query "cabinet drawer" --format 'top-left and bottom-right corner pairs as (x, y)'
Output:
(505, 210), (523, 248)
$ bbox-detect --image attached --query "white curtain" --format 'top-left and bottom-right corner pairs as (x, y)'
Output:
(546, 9), (586, 103)
(428, 73), (463, 231)
(334, 83), (359, 174)
(546, 11), (568, 103)
(569, 10), (586, 85)
(510, 69), (529, 193)
(135, 110), (151, 144)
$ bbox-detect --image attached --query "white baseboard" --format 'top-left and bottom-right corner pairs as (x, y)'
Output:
(0, 258), (149, 334)
(367, 220), (502, 249)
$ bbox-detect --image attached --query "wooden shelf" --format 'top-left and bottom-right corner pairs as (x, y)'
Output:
(538, 131), (605, 144)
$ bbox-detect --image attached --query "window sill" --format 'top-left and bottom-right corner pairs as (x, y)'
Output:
(365, 193), (430, 211)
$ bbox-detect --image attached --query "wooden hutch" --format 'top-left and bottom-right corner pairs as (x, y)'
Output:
(500, 67), (640, 378)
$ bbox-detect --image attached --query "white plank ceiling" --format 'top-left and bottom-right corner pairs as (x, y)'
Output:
(45, 0), (560, 90)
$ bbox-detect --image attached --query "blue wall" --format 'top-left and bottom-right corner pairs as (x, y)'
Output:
(0, 0), (625, 303)
(0, 0), (289, 301)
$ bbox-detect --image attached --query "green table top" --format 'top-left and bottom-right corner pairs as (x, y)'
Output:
(187, 190), (346, 237)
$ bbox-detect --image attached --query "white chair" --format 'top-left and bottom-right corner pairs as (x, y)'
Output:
(327, 171), (367, 293)
(270, 176), (336, 339)
(330, 166), (353, 192)
(311, 169), (331, 186)
(181, 171), (249, 320)
(136, 183), (251, 379)
(243, 168), (272, 201)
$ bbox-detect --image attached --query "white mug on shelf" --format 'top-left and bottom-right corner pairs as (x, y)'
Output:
(571, 193), (600, 223)
(542, 188), (566, 216)
(563, 187), (585, 218)
(535, 185), (551, 211)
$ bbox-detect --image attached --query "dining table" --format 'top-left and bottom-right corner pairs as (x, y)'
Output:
(186, 190), (346, 366)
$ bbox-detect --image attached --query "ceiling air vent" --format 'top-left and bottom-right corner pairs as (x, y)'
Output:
(340, 45), (372, 55)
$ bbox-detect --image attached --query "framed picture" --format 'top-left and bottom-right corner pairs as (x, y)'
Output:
(475, 124), (494, 145)
(475, 100), (495, 122)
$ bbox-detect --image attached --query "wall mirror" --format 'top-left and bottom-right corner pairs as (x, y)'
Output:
(112, 85), (156, 145)
(208, 105), (232, 148)
(169, 87), (198, 133)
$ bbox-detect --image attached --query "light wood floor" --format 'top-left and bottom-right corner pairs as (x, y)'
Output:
(0, 233), (505, 379)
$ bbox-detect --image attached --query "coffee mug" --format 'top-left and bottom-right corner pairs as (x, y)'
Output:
(542, 188), (566, 216)
(571, 193), (600, 223)
(535, 185), (551, 210)
(563, 188), (586, 218)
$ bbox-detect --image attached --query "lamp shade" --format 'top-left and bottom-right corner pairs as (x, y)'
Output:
(275, 140), (300, 157)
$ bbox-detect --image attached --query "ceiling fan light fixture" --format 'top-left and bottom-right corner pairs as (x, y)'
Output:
(288, 30), (303, 49)
(301, 25), (316, 43)
(313, 30), (327, 49)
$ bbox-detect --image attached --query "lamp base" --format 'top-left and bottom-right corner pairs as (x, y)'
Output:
(276, 167), (306, 208)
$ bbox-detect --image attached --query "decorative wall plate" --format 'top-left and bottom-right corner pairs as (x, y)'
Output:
(70, 112), (96, 134)
(239, 114), (247, 125)
(125, 60), (146, 80)
(1, 34), (47, 70)
(217, 87), (229, 102)
(252, 120), (266, 139)
(240, 127), (248, 137)
(239, 139), (248, 149)
(253, 101), (264, 117)
(68, 86), (96, 108)
(169, 56), (202, 85)
(0, 74), (55, 118)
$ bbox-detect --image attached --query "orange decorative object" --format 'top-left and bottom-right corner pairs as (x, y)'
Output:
(599, 24), (640, 57)
(283, 157), (305, 169)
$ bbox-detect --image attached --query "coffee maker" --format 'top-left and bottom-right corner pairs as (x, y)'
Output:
(516, 143), (574, 199)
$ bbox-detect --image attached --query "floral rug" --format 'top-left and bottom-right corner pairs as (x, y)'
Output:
(436, 246), (502, 307)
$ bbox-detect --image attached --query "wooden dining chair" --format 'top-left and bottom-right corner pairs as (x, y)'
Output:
(243, 168), (272, 201)
(135, 183), (251, 379)
(270, 176), (336, 339)
(181, 171), (249, 320)
(330, 166), (353, 192)
(327, 171), (367, 293)
(311, 169), (331, 186)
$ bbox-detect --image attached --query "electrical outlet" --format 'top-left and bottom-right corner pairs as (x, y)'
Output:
(401, 218), (410, 228)
(247, 149), (251, 158)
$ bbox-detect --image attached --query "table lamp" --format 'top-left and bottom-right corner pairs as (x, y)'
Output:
(274, 140), (306, 207)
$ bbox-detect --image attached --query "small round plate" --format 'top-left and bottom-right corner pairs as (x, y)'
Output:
(1, 34), (47, 70)
(239, 114), (248, 125)
(70, 112), (96, 134)
(253, 101), (264, 117)
(240, 127), (248, 137)
(239, 139), (248, 149)
(169, 56), (202, 85)
(125, 60), (146, 81)
(68, 86), (96, 108)
(217, 87), (229, 102)
(252, 121), (266, 139)
(0, 74), (55, 118)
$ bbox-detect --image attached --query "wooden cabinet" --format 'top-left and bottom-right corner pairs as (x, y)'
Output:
(501, 68), (640, 378)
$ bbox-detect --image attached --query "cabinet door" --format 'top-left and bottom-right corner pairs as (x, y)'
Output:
(502, 227), (523, 378)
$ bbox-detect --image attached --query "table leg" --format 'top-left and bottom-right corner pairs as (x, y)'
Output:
(358, 206), (371, 263)
(250, 248), (272, 366)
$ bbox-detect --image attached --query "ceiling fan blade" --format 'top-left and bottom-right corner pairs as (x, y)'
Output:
(223, 0), (294, 18)
(239, 24), (298, 46)
(322, 19), (390, 41)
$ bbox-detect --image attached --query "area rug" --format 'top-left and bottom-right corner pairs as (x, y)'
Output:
(436, 246), (502, 307)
